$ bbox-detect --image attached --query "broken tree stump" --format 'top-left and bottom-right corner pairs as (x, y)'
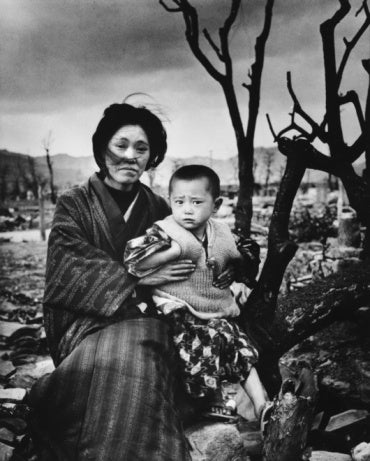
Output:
(263, 364), (318, 461)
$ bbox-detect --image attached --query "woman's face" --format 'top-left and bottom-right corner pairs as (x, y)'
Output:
(104, 125), (150, 190)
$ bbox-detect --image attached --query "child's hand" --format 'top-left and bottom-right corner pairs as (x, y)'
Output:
(213, 266), (235, 289)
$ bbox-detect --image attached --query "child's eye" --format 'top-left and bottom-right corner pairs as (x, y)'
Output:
(174, 200), (183, 204)
(193, 201), (203, 205)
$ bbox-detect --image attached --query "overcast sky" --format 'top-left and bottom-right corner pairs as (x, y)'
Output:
(1, 0), (368, 159)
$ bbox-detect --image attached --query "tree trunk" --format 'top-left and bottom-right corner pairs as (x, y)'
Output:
(236, 139), (307, 394)
(263, 366), (318, 461)
(235, 139), (254, 237)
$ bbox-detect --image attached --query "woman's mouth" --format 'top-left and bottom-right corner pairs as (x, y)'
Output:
(118, 167), (137, 172)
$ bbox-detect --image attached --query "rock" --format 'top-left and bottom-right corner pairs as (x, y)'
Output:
(0, 389), (26, 403)
(326, 409), (369, 433)
(0, 427), (15, 445)
(0, 441), (14, 461)
(352, 442), (370, 461)
(338, 214), (361, 247)
(310, 451), (351, 461)
(185, 422), (250, 461)
(0, 362), (16, 382)
(0, 301), (18, 315)
(0, 322), (40, 341)
(7, 359), (54, 389)
(0, 417), (27, 435)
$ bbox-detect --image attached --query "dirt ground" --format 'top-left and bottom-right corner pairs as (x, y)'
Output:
(0, 240), (47, 300)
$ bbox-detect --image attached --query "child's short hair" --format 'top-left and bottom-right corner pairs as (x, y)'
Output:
(169, 164), (221, 198)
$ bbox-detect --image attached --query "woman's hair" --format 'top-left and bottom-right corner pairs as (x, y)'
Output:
(92, 103), (167, 174)
(169, 164), (221, 198)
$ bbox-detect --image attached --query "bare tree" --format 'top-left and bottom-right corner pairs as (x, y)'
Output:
(262, 149), (274, 196)
(253, 0), (370, 383)
(42, 131), (57, 204)
(160, 0), (274, 236)
(237, 2), (370, 456)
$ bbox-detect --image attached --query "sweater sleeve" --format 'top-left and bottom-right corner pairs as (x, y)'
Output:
(43, 193), (138, 317)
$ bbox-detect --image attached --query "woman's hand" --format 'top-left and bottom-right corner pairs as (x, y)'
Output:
(138, 259), (195, 286)
(213, 265), (236, 289)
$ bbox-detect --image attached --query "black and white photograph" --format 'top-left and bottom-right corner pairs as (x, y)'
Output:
(0, 0), (369, 459)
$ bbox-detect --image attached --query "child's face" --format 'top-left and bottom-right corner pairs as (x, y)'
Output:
(170, 178), (221, 235)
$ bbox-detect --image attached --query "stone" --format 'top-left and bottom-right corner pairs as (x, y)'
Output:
(0, 428), (15, 445)
(352, 442), (370, 461)
(0, 363), (16, 382)
(0, 322), (40, 341)
(0, 417), (27, 435)
(310, 451), (351, 461)
(326, 409), (369, 433)
(0, 441), (14, 461)
(0, 302), (18, 315)
(338, 214), (361, 247)
(0, 389), (26, 403)
(7, 359), (55, 389)
(185, 422), (250, 461)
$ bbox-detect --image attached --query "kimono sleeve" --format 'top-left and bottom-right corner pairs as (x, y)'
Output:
(44, 193), (138, 317)
(124, 224), (172, 277)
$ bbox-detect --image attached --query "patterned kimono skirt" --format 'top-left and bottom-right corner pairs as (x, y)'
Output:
(170, 310), (259, 398)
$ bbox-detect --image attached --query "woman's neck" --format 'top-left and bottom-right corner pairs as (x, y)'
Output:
(103, 176), (134, 192)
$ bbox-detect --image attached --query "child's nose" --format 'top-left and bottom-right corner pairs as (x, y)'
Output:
(184, 204), (193, 214)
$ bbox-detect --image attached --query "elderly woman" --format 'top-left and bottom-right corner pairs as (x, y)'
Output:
(29, 103), (197, 460)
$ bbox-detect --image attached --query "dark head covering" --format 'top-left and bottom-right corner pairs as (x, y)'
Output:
(92, 103), (167, 174)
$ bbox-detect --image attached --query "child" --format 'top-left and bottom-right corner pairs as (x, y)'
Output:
(125, 165), (271, 426)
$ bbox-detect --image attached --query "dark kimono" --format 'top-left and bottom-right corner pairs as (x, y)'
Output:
(29, 173), (190, 461)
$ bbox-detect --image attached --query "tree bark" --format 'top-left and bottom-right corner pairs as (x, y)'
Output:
(263, 366), (318, 461)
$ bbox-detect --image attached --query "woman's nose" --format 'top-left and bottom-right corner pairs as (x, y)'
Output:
(122, 146), (136, 160)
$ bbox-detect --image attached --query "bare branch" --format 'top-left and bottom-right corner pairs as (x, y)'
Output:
(203, 28), (224, 61)
(244, 0), (274, 148)
(339, 90), (366, 130)
(159, 0), (181, 12)
(266, 113), (278, 141)
(218, 0), (241, 77)
(286, 72), (327, 143)
(337, 1), (370, 86)
(175, 0), (225, 83)
(242, 82), (251, 91)
(320, 0), (351, 152)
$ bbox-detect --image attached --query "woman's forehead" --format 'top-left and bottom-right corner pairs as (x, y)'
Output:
(111, 125), (148, 142)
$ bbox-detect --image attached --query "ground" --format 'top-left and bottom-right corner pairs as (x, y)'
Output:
(0, 237), (369, 459)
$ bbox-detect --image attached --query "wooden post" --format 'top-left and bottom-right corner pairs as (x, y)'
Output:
(38, 184), (46, 241)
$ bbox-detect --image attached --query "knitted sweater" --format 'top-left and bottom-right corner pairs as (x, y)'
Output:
(155, 215), (242, 314)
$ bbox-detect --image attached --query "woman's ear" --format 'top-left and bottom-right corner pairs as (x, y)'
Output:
(213, 197), (223, 212)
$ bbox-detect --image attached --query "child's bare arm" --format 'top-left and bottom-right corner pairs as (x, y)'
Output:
(135, 240), (181, 271)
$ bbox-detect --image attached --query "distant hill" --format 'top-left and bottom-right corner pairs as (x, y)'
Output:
(0, 147), (365, 200)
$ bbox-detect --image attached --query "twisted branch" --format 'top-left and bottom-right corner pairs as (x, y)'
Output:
(339, 90), (366, 130)
(287, 72), (327, 143)
(337, 0), (370, 86)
